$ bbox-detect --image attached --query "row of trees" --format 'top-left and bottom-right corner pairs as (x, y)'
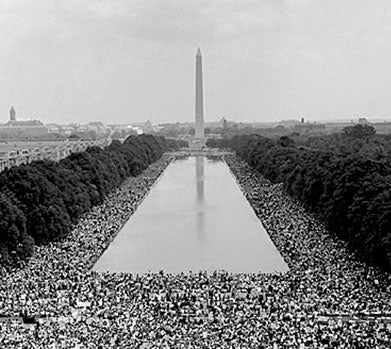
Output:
(296, 125), (391, 161)
(208, 133), (391, 271)
(0, 134), (181, 266)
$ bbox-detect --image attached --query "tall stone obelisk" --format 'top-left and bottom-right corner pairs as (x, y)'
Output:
(195, 48), (205, 144)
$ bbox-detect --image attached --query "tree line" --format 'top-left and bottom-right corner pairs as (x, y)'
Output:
(290, 124), (391, 161)
(0, 135), (183, 267)
(208, 128), (391, 272)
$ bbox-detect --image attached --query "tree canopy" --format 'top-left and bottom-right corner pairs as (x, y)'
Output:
(208, 134), (391, 271)
(0, 135), (182, 267)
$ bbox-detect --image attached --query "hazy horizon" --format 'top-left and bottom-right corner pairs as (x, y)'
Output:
(2, 0), (391, 125)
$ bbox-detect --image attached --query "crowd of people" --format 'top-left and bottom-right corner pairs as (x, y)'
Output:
(0, 153), (390, 348)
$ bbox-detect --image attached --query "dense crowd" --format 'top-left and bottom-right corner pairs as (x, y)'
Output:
(210, 133), (391, 271)
(0, 153), (390, 348)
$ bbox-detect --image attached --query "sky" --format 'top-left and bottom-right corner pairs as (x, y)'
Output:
(1, 0), (391, 125)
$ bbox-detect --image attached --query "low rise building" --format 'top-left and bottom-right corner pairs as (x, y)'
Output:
(0, 138), (110, 172)
(0, 107), (50, 139)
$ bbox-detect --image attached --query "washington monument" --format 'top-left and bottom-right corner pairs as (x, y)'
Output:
(194, 48), (205, 147)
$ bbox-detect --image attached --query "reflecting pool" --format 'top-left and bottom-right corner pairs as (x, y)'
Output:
(93, 155), (288, 274)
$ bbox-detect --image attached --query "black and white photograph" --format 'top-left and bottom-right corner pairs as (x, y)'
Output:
(0, 0), (390, 347)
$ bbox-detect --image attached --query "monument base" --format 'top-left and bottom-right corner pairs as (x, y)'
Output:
(189, 137), (206, 149)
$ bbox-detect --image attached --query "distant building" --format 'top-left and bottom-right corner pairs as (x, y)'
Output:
(220, 117), (228, 129)
(6, 119), (44, 127)
(9, 106), (16, 121)
(140, 120), (162, 134)
(1, 123), (49, 140)
(109, 124), (141, 139)
(294, 122), (326, 132)
(58, 125), (75, 135)
(46, 123), (61, 133)
(0, 138), (111, 172)
(87, 122), (110, 135)
(278, 119), (300, 128)
(0, 106), (49, 139)
(373, 122), (391, 134)
(5, 107), (44, 127)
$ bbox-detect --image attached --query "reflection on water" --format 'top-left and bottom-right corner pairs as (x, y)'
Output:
(93, 156), (288, 274)
(196, 155), (204, 203)
(195, 155), (205, 243)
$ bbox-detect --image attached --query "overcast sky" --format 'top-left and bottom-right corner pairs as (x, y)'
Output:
(1, 0), (391, 125)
